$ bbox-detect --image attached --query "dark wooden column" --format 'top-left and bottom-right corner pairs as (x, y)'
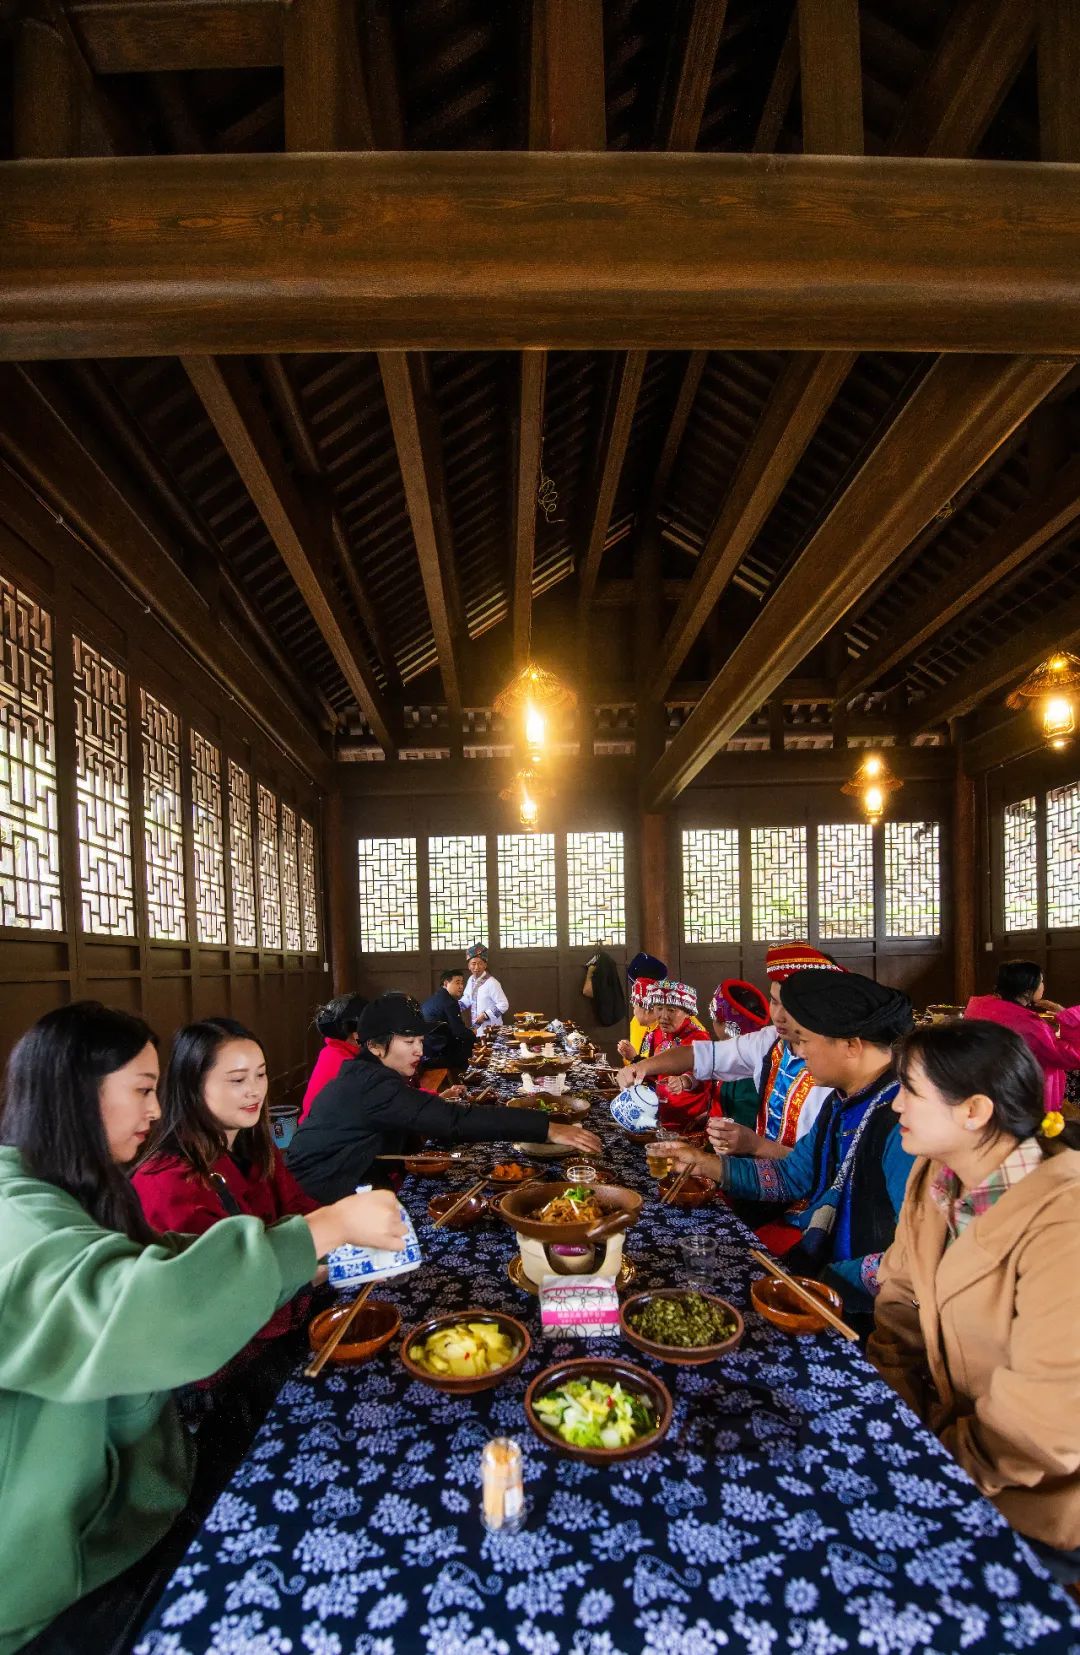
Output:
(636, 528), (676, 969)
(324, 788), (353, 994)
(951, 723), (978, 1004)
(639, 812), (676, 973)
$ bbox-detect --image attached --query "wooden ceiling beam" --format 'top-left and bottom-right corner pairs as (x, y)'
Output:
(887, 0), (1034, 159)
(67, 0), (285, 74)
(798, 0), (863, 156)
(283, 0), (373, 151)
(837, 452), (1080, 703)
(752, 9), (799, 152)
(656, 0), (729, 151)
(512, 352), (545, 667)
(577, 351), (648, 613)
(1039, 0), (1080, 162)
(8, 153), (1080, 356)
(643, 355), (1071, 808)
(903, 589), (1080, 735)
(650, 352), (853, 700)
(377, 352), (463, 734)
(182, 355), (397, 754)
(0, 363), (327, 777)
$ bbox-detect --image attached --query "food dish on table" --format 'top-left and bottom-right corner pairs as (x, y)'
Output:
(489, 1161), (530, 1184)
(750, 1274), (843, 1334)
(400, 1310), (530, 1394)
(307, 1300), (400, 1366)
(656, 1172), (716, 1208)
(620, 1289), (744, 1365)
(508, 1093), (590, 1120)
(524, 1357), (672, 1462)
(535, 1185), (604, 1226)
(426, 1191), (488, 1228)
(404, 1151), (454, 1175)
(498, 1180), (643, 1244)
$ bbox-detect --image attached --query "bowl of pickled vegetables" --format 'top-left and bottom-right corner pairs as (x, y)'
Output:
(400, 1310), (531, 1395)
(524, 1357), (672, 1463)
(619, 1289), (744, 1365)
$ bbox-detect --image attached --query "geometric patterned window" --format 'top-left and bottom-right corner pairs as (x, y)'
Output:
(497, 832), (557, 948)
(299, 816), (319, 952)
(681, 828), (740, 945)
(139, 690), (187, 941)
(750, 826), (807, 941)
(1047, 781), (1080, 928)
(0, 578), (63, 930)
(226, 759), (258, 947)
(190, 731), (227, 945)
(73, 636), (135, 936)
(280, 801), (302, 951)
(885, 820), (941, 938)
(567, 830), (625, 947)
(358, 836), (419, 951)
(428, 834), (488, 951)
(1002, 797), (1038, 932)
(256, 783), (282, 948)
(817, 822), (874, 940)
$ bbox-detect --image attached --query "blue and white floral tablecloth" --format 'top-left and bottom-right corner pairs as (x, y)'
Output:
(136, 1059), (1080, 1655)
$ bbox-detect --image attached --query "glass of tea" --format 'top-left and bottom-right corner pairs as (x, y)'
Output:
(645, 1130), (681, 1180)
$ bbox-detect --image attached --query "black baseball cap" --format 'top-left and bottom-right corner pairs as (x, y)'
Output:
(358, 992), (443, 1042)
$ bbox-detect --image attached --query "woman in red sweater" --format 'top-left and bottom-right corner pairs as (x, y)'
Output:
(133, 1017), (321, 1377)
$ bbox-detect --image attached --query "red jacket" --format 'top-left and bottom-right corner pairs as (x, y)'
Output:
(132, 1147), (318, 1374)
(654, 1018), (714, 1132)
(299, 1037), (358, 1124)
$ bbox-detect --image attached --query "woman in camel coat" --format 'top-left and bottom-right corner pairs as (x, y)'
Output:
(868, 1018), (1080, 1585)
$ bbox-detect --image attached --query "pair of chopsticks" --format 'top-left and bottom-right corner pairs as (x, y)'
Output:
(374, 1151), (467, 1162)
(658, 1164), (694, 1206)
(304, 1282), (374, 1378)
(432, 1177), (488, 1228)
(749, 1248), (859, 1343)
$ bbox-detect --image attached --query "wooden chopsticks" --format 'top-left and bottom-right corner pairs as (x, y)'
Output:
(659, 1164), (694, 1206)
(749, 1248), (859, 1343)
(432, 1178), (488, 1228)
(304, 1282), (374, 1378)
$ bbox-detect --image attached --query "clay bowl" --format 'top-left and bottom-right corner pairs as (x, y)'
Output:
(511, 1012), (549, 1027)
(525, 1357), (673, 1464)
(400, 1309), (531, 1395)
(403, 1151), (454, 1176)
(487, 1161), (535, 1187)
(497, 1179), (643, 1246)
(308, 1299), (400, 1366)
(619, 1125), (656, 1145)
(507, 1055), (575, 1078)
(656, 1173), (716, 1210)
(751, 1274), (843, 1335)
(514, 1028), (560, 1047)
(427, 1191), (488, 1229)
(619, 1289), (744, 1367)
(509, 1093), (590, 1122)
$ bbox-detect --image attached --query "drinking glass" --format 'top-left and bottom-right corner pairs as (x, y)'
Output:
(679, 1234), (719, 1290)
(645, 1128), (680, 1181)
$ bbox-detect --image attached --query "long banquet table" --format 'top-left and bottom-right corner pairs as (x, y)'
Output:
(137, 1038), (1080, 1655)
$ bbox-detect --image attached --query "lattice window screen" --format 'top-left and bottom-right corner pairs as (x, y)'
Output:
(497, 833), (557, 948)
(227, 760), (258, 947)
(300, 817), (319, 952)
(817, 822), (874, 939)
(190, 731), (226, 945)
(281, 802), (302, 951)
(566, 830), (625, 947)
(681, 828), (740, 944)
(750, 827), (807, 940)
(885, 821), (941, 937)
(1047, 782), (1080, 928)
(428, 834), (488, 951)
(73, 637), (135, 936)
(0, 579), (63, 930)
(256, 784), (282, 948)
(140, 690), (186, 941)
(1003, 797), (1038, 932)
(358, 837), (419, 951)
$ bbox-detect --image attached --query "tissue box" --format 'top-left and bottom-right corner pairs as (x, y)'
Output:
(540, 1274), (620, 1337)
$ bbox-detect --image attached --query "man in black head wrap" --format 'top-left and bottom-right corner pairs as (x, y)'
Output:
(665, 971), (914, 1313)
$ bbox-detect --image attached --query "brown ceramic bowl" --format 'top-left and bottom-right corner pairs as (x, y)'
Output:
(619, 1289), (744, 1366)
(619, 1125), (656, 1144)
(509, 1093), (591, 1122)
(524, 1357), (673, 1463)
(488, 1162), (534, 1186)
(404, 1151), (454, 1175)
(427, 1191), (488, 1229)
(497, 1180), (643, 1245)
(656, 1173), (716, 1209)
(400, 1310), (531, 1395)
(308, 1299), (400, 1366)
(751, 1274), (843, 1334)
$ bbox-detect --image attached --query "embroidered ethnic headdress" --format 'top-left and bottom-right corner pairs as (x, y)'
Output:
(645, 979), (698, 1015)
(765, 942), (845, 982)
(709, 978), (770, 1032)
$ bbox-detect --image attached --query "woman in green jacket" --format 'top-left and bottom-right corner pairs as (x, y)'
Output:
(0, 1002), (406, 1655)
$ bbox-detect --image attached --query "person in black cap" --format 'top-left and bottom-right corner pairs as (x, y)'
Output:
(421, 968), (475, 1072)
(286, 992), (601, 1202)
(664, 971), (914, 1313)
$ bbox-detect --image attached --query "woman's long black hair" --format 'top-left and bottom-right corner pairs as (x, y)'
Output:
(153, 1017), (274, 1180)
(994, 960), (1043, 1005)
(896, 1018), (1080, 1151)
(1, 1001), (158, 1243)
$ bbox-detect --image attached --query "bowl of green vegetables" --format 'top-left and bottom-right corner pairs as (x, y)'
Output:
(524, 1357), (672, 1464)
(619, 1289), (744, 1366)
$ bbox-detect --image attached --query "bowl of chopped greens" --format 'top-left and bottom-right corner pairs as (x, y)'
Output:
(619, 1289), (744, 1365)
(524, 1358), (672, 1463)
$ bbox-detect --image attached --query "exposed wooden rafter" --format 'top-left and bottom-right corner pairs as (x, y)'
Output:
(753, 9), (799, 152)
(798, 0), (863, 156)
(837, 453), (1080, 704)
(1039, 0), (1080, 163)
(283, 0), (373, 151)
(643, 355), (1072, 807)
(66, 0), (286, 74)
(887, 0), (1034, 159)
(182, 355), (397, 755)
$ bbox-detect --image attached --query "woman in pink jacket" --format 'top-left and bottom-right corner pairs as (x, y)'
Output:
(298, 993), (368, 1124)
(966, 960), (1080, 1112)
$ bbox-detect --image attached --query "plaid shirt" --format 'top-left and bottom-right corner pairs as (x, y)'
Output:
(929, 1136), (1044, 1244)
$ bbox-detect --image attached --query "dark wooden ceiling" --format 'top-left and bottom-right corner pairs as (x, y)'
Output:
(2, 0), (1079, 792)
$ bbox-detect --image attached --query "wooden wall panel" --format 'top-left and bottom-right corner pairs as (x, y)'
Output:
(981, 747), (1080, 1001)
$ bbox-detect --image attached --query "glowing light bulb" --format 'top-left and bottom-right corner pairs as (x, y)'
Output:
(1043, 695), (1075, 744)
(864, 755), (882, 778)
(864, 784), (885, 818)
(519, 787), (539, 828)
(524, 701), (546, 750)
